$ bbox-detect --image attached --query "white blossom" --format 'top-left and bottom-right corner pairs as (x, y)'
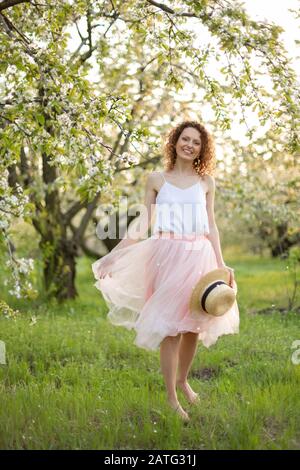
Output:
(119, 152), (139, 165)
(0, 220), (9, 229)
(88, 167), (99, 177)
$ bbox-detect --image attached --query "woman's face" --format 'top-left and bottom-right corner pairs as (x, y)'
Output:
(175, 127), (202, 162)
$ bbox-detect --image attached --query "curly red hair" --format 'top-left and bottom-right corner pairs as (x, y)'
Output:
(163, 121), (216, 176)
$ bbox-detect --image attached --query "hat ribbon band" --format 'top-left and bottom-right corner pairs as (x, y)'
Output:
(201, 280), (227, 312)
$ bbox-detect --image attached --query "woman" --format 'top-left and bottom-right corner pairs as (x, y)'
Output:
(92, 120), (239, 422)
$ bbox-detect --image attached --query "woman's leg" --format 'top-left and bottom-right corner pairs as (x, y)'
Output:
(160, 334), (190, 421)
(176, 332), (200, 404)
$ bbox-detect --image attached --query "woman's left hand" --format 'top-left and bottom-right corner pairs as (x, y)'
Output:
(218, 263), (235, 288)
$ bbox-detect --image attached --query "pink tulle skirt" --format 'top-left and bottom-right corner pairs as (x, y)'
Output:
(91, 231), (239, 351)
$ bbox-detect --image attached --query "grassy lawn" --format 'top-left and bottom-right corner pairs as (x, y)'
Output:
(0, 252), (299, 450)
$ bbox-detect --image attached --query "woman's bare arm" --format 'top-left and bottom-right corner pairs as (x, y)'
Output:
(205, 175), (226, 267)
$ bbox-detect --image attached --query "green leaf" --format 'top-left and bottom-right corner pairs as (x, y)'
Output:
(35, 113), (45, 126)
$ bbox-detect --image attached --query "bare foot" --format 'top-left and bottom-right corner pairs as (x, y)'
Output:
(168, 399), (190, 422)
(176, 380), (200, 405)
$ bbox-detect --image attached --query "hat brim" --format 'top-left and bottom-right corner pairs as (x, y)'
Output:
(189, 268), (232, 315)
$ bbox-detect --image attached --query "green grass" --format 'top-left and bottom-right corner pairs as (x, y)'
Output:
(0, 253), (299, 449)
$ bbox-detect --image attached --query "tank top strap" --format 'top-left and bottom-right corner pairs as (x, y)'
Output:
(161, 172), (166, 184)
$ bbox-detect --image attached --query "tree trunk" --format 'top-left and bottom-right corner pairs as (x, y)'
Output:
(40, 233), (78, 301)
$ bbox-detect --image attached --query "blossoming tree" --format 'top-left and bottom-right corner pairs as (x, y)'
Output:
(0, 0), (299, 300)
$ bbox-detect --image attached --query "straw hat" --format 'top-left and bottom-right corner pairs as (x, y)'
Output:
(189, 268), (237, 317)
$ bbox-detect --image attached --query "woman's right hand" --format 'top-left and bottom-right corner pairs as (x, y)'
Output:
(97, 257), (114, 279)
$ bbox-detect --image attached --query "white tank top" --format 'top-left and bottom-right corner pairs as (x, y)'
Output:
(152, 172), (210, 235)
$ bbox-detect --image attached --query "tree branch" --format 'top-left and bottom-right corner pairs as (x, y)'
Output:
(116, 154), (161, 173)
(86, 6), (92, 51)
(0, 113), (31, 136)
(146, 0), (173, 14)
(0, 0), (29, 11)
(64, 200), (88, 224)
(69, 223), (102, 259)
(0, 11), (31, 43)
(146, 0), (198, 18)
(72, 193), (101, 244)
